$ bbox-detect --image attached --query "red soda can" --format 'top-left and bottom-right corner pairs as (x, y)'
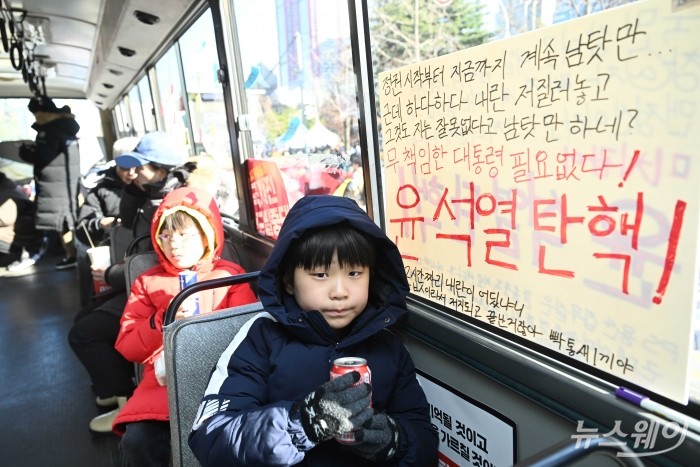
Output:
(330, 357), (371, 444)
(178, 271), (199, 316)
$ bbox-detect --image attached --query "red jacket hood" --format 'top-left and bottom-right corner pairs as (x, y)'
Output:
(150, 186), (224, 276)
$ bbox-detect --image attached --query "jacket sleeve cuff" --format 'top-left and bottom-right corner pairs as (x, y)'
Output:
(105, 263), (126, 290)
(288, 402), (315, 452)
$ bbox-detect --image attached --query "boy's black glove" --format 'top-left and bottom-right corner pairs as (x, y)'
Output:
(344, 412), (400, 461)
(296, 371), (373, 444)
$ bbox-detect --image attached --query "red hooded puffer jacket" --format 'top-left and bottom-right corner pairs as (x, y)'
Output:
(113, 186), (257, 435)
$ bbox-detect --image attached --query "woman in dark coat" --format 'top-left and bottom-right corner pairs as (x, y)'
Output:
(19, 96), (81, 269)
(73, 137), (139, 305)
(75, 163), (137, 247)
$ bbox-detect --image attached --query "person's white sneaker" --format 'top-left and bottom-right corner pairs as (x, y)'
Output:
(89, 396), (127, 433)
(6, 256), (35, 272)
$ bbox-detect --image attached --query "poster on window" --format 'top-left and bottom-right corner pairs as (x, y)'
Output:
(418, 372), (516, 467)
(379, 0), (700, 403)
(247, 159), (290, 239)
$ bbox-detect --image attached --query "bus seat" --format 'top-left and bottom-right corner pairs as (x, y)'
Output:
(124, 251), (158, 290)
(221, 239), (241, 265)
(123, 251), (158, 385)
(109, 224), (134, 264)
(126, 233), (151, 257)
(163, 302), (263, 467)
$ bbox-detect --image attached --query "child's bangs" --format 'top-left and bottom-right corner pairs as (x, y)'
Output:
(296, 225), (374, 270)
(161, 210), (198, 232)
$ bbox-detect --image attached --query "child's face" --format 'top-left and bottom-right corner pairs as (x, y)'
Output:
(133, 163), (166, 190)
(284, 252), (369, 330)
(158, 227), (206, 269)
(116, 166), (137, 185)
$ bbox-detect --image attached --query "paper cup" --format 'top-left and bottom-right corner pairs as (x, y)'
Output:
(87, 245), (111, 269)
(87, 246), (112, 294)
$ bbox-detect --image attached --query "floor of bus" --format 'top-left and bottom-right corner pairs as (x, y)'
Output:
(0, 249), (120, 467)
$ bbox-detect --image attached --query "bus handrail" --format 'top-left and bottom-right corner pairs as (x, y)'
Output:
(126, 233), (150, 257)
(514, 435), (644, 467)
(163, 271), (260, 326)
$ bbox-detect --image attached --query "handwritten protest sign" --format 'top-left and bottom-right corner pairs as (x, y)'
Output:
(379, 0), (699, 403)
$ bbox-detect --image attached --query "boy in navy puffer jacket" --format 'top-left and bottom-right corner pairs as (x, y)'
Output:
(189, 195), (438, 466)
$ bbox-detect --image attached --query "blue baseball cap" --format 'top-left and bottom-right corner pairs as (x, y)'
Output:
(115, 131), (187, 169)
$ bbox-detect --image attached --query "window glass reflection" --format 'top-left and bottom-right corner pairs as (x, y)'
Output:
(153, 45), (191, 153)
(113, 101), (127, 138)
(128, 86), (146, 136)
(137, 76), (157, 132)
(232, 0), (365, 237)
(179, 9), (238, 216)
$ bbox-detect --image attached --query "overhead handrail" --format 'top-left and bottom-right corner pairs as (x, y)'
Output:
(514, 435), (644, 467)
(163, 271), (260, 326)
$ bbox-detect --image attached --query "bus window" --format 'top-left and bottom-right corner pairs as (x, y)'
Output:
(137, 76), (157, 132)
(127, 86), (146, 137)
(0, 98), (103, 174)
(113, 99), (129, 138)
(122, 95), (137, 137)
(367, 0), (700, 408)
(0, 98), (36, 141)
(179, 9), (238, 216)
(0, 98), (43, 186)
(153, 45), (191, 153)
(229, 0), (364, 237)
(53, 99), (105, 172)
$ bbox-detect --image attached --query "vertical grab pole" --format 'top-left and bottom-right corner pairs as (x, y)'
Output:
(347, 0), (384, 229)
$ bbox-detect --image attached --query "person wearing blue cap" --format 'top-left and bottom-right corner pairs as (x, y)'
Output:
(100, 131), (189, 290)
(113, 130), (187, 171)
(114, 131), (188, 236)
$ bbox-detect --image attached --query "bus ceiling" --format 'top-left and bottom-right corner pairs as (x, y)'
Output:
(0, 0), (204, 108)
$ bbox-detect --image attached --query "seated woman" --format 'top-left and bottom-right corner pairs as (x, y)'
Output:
(0, 170), (45, 272)
(74, 136), (139, 306)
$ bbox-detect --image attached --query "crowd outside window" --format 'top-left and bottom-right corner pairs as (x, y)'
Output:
(113, 186), (257, 467)
(18, 96), (81, 270)
(189, 195), (438, 466)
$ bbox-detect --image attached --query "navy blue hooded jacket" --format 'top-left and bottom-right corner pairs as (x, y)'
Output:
(189, 195), (438, 466)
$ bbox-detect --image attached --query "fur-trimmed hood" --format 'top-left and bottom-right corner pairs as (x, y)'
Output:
(150, 186), (225, 276)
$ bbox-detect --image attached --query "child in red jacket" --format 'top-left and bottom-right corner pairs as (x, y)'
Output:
(113, 186), (256, 466)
